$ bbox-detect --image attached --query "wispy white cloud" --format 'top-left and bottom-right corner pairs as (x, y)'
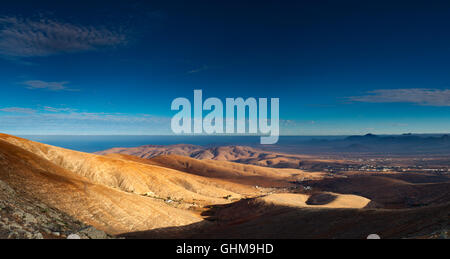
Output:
(43, 106), (77, 112)
(0, 109), (172, 134)
(347, 89), (450, 107)
(187, 65), (209, 74)
(22, 80), (77, 91)
(0, 16), (128, 58)
(44, 112), (170, 123)
(0, 107), (36, 114)
(1, 106), (169, 123)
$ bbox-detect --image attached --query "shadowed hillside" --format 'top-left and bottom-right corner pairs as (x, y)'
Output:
(122, 194), (449, 239)
(306, 175), (450, 209)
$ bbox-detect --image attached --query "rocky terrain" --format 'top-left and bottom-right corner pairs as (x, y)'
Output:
(0, 180), (110, 239)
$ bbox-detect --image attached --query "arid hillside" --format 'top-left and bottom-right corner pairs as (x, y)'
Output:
(1, 133), (449, 239)
(0, 134), (270, 205)
(97, 144), (264, 160)
(0, 134), (318, 236)
(145, 154), (325, 187)
(97, 144), (343, 170)
(0, 136), (205, 235)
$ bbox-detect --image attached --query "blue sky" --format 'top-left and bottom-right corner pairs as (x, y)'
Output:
(0, 0), (449, 135)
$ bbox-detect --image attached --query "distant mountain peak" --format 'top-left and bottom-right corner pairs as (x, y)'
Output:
(345, 133), (379, 141)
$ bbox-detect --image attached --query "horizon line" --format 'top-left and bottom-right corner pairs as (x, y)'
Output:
(14, 133), (450, 137)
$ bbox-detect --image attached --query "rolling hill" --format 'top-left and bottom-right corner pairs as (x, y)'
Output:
(97, 144), (344, 170)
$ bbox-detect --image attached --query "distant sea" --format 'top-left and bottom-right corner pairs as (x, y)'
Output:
(18, 135), (348, 153)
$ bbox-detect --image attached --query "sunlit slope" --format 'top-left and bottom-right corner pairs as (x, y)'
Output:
(97, 144), (205, 158)
(0, 138), (203, 235)
(260, 193), (371, 209)
(0, 134), (250, 205)
(97, 145), (266, 160)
